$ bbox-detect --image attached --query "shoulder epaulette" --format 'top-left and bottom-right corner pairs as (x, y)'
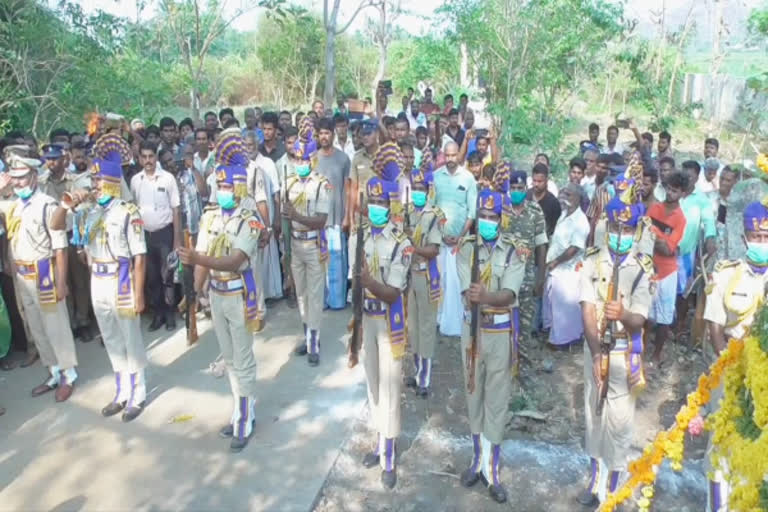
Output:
(586, 246), (600, 257)
(393, 229), (408, 243)
(122, 202), (139, 215)
(714, 259), (740, 272)
(460, 234), (477, 246)
(432, 206), (446, 221)
(500, 233), (518, 247)
(634, 252), (654, 273)
(238, 208), (253, 218)
(203, 204), (218, 212)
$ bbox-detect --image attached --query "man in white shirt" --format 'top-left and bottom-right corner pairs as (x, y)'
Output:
(333, 113), (356, 162)
(131, 141), (182, 332)
(543, 183), (590, 347)
(601, 125), (625, 156)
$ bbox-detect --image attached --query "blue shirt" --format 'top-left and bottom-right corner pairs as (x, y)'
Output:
(433, 165), (478, 238)
(242, 127), (265, 145)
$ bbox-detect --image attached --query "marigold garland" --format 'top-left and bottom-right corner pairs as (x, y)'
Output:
(599, 339), (745, 512)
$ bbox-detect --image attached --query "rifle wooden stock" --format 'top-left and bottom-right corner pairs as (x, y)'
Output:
(348, 192), (365, 368)
(281, 163), (293, 293)
(466, 217), (480, 394)
(183, 229), (198, 346)
(596, 224), (623, 416)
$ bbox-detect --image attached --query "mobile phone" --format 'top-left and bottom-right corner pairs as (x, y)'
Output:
(616, 119), (630, 129)
(379, 80), (393, 96)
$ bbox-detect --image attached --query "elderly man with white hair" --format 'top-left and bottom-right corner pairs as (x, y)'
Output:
(542, 182), (591, 347)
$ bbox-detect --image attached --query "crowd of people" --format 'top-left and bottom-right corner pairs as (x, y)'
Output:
(0, 85), (765, 510)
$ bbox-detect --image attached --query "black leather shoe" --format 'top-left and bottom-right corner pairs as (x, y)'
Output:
(294, 344), (307, 356)
(165, 314), (176, 331)
(122, 402), (145, 422)
(362, 452), (380, 468)
(460, 468), (480, 488)
(308, 353), (319, 366)
(148, 315), (165, 332)
(416, 387), (428, 398)
(405, 376), (417, 388)
(577, 488), (599, 507)
(230, 433), (251, 452)
(101, 401), (125, 417)
(381, 469), (397, 489)
(219, 424), (234, 438)
(488, 484), (507, 504)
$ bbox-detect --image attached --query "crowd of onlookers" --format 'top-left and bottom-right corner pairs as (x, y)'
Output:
(0, 88), (746, 380)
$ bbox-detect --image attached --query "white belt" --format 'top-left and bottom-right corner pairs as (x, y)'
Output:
(292, 230), (319, 240)
(613, 338), (628, 351)
(210, 278), (244, 290)
(414, 262), (428, 271)
(464, 312), (511, 324)
(92, 262), (119, 274)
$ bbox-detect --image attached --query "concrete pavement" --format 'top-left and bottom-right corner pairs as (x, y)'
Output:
(0, 303), (366, 512)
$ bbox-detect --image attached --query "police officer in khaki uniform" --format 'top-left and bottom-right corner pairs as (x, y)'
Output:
(6, 155), (78, 402)
(40, 143), (95, 341)
(702, 200), (768, 512)
(404, 166), (443, 397)
(457, 189), (524, 504)
(577, 196), (653, 507)
(283, 133), (330, 366)
(67, 151), (149, 421)
(348, 175), (412, 490)
(179, 136), (262, 453)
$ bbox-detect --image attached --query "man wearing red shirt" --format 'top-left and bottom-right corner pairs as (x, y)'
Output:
(645, 171), (688, 366)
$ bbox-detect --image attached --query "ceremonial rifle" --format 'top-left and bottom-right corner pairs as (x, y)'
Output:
(281, 163), (293, 296)
(596, 224), (623, 416)
(348, 192), (365, 368)
(183, 229), (198, 346)
(466, 211), (481, 394)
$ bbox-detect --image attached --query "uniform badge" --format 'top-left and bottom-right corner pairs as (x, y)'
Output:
(42, 277), (50, 287)
(249, 219), (264, 230)
(325, 182), (333, 190)
(131, 218), (143, 235)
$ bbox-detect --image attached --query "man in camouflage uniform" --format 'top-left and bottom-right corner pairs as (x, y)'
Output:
(577, 196), (653, 507)
(702, 200), (768, 512)
(179, 133), (262, 453)
(404, 166), (444, 397)
(504, 170), (547, 344)
(457, 188), (525, 504)
(284, 127), (330, 366)
(348, 175), (412, 490)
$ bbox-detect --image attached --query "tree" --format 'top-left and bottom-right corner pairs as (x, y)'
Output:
(367, 0), (401, 102)
(157, 0), (260, 120)
(322, 0), (376, 108)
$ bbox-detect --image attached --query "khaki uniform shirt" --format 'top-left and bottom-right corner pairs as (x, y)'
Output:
(578, 247), (653, 336)
(196, 205), (262, 280)
(285, 173), (331, 231)
(348, 222), (412, 293)
(457, 234), (525, 309)
(704, 260), (768, 340)
(8, 191), (68, 262)
(405, 205), (444, 268)
(351, 148), (376, 187)
(85, 199), (146, 261)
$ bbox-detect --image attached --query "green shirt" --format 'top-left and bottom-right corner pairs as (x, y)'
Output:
(678, 190), (716, 255)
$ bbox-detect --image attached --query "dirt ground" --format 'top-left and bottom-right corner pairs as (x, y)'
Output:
(314, 326), (709, 512)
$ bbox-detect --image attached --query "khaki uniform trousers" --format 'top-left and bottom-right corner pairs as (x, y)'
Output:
(362, 313), (403, 440)
(407, 269), (438, 359)
(291, 238), (325, 332)
(15, 272), (77, 369)
(91, 273), (147, 374)
(210, 288), (259, 438)
(460, 324), (511, 444)
(67, 246), (91, 328)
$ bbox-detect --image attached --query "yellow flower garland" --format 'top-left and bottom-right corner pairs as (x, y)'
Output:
(599, 339), (745, 512)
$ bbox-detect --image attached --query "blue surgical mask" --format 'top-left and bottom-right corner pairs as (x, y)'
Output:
(478, 218), (499, 241)
(96, 194), (113, 206)
(368, 204), (389, 226)
(14, 186), (33, 200)
(296, 163), (311, 177)
(509, 190), (526, 205)
(411, 190), (427, 207)
(217, 190), (236, 210)
(608, 233), (634, 254)
(746, 242), (768, 265)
